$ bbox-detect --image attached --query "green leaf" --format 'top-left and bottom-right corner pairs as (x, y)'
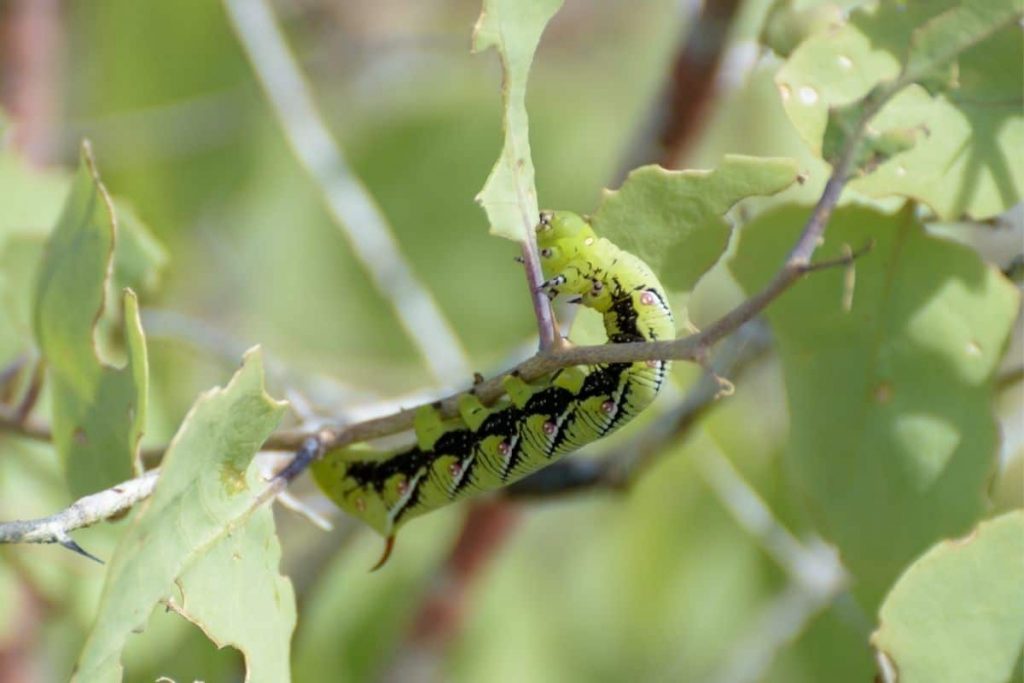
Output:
(171, 507), (296, 683)
(776, 0), (1023, 219)
(473, 0), (564, 241)
(110, 201), (168, 297)
(729, 204), (1019, 610)
(759, 0), (844, 59)
(591, 156), (800, 293)
(73, 349), (287, 683)
(872, 511), (1024, 683)
(33, 144), (150, 497)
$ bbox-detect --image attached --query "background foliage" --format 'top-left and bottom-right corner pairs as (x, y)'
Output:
(0, 1), (1021, 681)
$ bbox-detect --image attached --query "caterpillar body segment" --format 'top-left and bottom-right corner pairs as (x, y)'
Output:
(311, 210), (675, 557)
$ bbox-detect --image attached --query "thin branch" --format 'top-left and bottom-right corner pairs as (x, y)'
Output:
(11, 359), (43, 424)
(0, 469), (159, 560)
(290, 238), (869, 456)
(223, 0), (471, 385)
(0, 443), (322, 561)
(520, 241), (560, 351)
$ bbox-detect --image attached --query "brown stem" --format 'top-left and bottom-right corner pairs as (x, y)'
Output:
(378, 500), (521, 683)
(617, 0), (743, 178)
(0, 0), (62, 165)
(12, 360), (43, 424)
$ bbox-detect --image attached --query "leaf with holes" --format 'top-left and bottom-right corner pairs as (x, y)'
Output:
(730, 204), (1019, 610)
(776, 0), (1023, 219)
(72, 349), (287, 682)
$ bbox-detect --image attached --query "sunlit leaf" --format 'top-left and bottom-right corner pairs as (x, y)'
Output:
(730, 204), (1019, 610)
(872, 511), (1024, 683)
(776, 0), (1023, 218)
(73, 349), (287, 682)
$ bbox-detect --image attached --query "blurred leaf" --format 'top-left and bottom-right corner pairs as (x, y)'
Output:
(730, 205), (1019, 610)
(760, 1), (843, 58)
(473, 0), (564, 241)
(871, 511), (1024, 683)
(73, 349), (286, 682)
(591, 155), (799, 293)
(776, 0), (1023, 218)
(111, 201), (168, 296)
(33, 144), (149, 497)
(172, 506), (296, 683)
(0, 151), (164, 370)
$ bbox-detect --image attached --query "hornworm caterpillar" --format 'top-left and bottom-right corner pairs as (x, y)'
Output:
(312, 211), (674, 566)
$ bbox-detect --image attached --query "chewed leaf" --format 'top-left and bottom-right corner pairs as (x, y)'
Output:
(871, 511), (1024, 683)
(591, 155), (799, 293)
(776, 0), (1022, 219)
(473, 0), (564, 241)
(730, 204), (1019, 610)
(32, 143), (149, 497)
(173, 507), (296, 683)
(72, 349), (287, 683)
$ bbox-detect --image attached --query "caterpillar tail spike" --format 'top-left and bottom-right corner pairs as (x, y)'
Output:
(370, 536), (396, 572)
(311, 210), (675, 565)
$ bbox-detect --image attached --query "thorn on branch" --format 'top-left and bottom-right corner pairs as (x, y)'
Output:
(58, 534), (104, 564)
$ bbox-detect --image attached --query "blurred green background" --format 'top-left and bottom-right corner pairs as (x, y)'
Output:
(0, 1), (1020, 681)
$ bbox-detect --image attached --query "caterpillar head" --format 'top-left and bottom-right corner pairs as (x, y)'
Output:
(536, 210), (596, 278)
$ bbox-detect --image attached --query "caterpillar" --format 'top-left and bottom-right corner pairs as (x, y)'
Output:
(312, 210), (675, 566)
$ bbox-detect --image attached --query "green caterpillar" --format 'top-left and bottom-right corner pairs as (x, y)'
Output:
(312, 211), (674, 565)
